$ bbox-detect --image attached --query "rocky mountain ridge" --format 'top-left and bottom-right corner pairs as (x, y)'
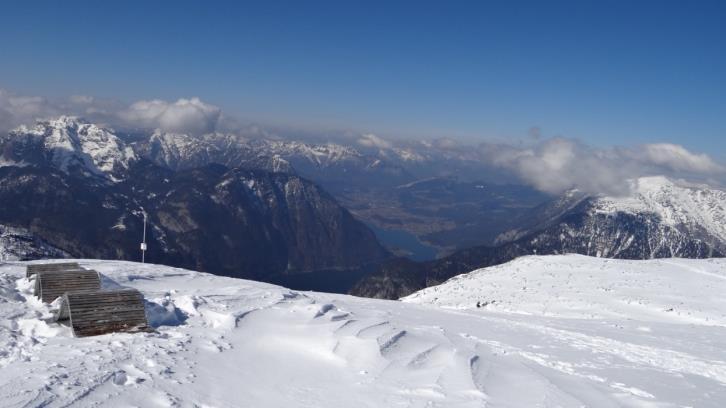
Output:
(0, 117), (390, 286)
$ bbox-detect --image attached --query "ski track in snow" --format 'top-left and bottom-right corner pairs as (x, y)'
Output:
(1, 256), (726, 407)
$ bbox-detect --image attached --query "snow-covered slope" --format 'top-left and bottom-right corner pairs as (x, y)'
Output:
(403, 254), (726, 323)
(3, 257), (726, 407)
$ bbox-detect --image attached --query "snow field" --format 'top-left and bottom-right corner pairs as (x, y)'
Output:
(1, 256), (726, 406)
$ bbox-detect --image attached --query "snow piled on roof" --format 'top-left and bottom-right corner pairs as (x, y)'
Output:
(2, 256), (726, 406)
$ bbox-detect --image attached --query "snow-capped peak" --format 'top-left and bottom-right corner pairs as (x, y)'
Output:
(8, 116), (136, 181)
(261, 139), (363, 165)
(592, 176), (726, 242)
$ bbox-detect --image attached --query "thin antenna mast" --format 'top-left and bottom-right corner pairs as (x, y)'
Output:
(141, 212), (147, 263)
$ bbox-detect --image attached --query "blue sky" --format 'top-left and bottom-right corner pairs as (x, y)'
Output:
(1, 1), (724, 155)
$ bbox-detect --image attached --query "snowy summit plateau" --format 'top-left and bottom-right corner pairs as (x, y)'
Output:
(3, 255), (726, 407)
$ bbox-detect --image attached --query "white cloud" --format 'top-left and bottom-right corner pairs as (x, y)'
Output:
(357, 133), (392, 149)
(0, 89), (59, 132)
(0, 90), (226, 136)
(480, 138), (725, 196)
(637, 143), (724, 174)
(119, 97), (221, 135)
(481, 138), (632, 195)
(0, 89), (126, 132)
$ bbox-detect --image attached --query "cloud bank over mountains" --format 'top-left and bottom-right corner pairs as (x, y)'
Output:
(0, 89), (59, 131)
(637, 143), (724, 174)
(356, 133), (393, 149)
(0, 89), (224, 136)
(1, 88), (723, 196)
(119, 98), (222, 135)
(477, 138), (725, 196)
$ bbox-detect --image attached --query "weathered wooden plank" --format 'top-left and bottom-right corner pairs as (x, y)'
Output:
(63, 292), (143, 300)
(26, 263), (81, 277)
(41, 281), (98, 288)
(64, 299), (145, 308)
(69, 304), (146, 314)
(42, 281), (102, 287)
(70, 307), (147, 316)
(70, 314), (147, 322)
(71, 317), (148, 327)
(71, 322), (150, 337)
(71, 316), (148, 326)
(70, 295), (145, 302)
(42, 282), (102, 289)
(36, 270), (101, 303)
(65, 298), (146, 309)
(73, 322), (149, 337)
(55, 289), (151, 337)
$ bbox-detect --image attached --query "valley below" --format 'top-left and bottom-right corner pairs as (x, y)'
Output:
(333, 179), (549, 258)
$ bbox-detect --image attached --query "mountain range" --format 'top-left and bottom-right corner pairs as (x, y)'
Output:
(126, 124), (547, 255)
(2, 116), (726, 298)
(0, 116), (546, 264)
(351, 176), (726, 298)
(0, 117), (389, 286)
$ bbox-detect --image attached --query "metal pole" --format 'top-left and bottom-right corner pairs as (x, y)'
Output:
(141, 213), (147, 263)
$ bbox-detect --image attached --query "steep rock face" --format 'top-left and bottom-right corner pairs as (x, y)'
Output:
(132, 164), (390, 279)
(0, 162), (389, 281)
(0, 119), (390, 283)
(351, 177), (726, 299)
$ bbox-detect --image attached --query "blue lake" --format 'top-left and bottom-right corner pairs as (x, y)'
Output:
(366, 223), (438, 262)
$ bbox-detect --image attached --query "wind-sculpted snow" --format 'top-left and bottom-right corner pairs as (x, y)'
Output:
(2, 257), (726, 406)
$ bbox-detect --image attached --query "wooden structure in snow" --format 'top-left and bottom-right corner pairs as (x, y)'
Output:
(26, 262), (82, 278)
(27, 262), (151, 337)
(34, 269), (101, 303)
(55, 289), (150, 337)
